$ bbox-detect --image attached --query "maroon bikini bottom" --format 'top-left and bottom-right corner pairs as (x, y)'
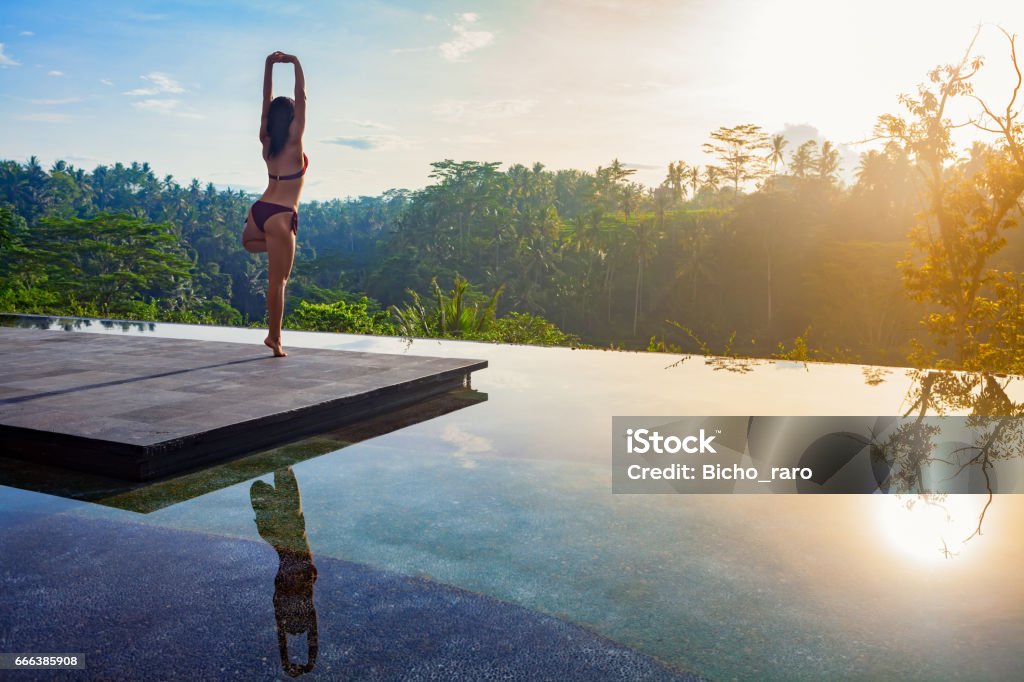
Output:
(250, 200), (298, 235)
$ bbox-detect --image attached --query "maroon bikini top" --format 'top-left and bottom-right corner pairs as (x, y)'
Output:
(269, 153), (309, 181)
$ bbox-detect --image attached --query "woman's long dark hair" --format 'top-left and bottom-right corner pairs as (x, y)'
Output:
(267, 96), (295, 158)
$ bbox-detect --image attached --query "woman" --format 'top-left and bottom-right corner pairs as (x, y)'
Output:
(243, 51), (307, 357)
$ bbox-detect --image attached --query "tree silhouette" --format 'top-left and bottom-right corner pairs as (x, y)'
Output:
(767, 134), (788, 175)
(876, 26), (1024, 372)
(702, 124), (770, 196)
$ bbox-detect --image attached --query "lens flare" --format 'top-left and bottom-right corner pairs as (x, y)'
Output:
(876, 494), (987, 562)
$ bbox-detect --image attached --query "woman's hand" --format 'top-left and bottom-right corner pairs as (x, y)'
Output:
(266, 51), (287, 64)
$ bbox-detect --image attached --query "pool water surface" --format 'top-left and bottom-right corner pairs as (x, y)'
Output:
(1, 316), (1022, 680)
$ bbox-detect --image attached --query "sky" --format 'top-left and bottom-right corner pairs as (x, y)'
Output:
(2, 0), (1024, 201)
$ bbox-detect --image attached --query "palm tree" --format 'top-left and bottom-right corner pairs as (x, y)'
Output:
(817, 140), (842, 183)
(628, 217), (661, 336)
(702, 166), (722, 192)
(855, 149), (885, 190)
(790, 140), (818, 179)
(22, 156), (50, 221)
(960, 141), (990, 176)
(514, 232), (556, 312)
(599, 217), (627, 323)
(764, 134), (788, 328)
(663, 161), (687, 202)
(620, 182), (643, 219)
(677, 212), (714, 308)
(685, 165), (701, 199)
(595, 159), (637, 214)
(767, 134), (788, 175)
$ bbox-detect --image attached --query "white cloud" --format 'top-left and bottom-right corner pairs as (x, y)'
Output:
(124, 72), (185, 96)
(0, 44), (21, 67)
(132, 99), (203, 119)
(440, 423), (492, 468)
(391, 13), (494, 61)
(61, 154), (99, 164)
(433, 98), (537, 123)
(47, 70), (64, 77)
(19, 31), (34, 37)
(17, 112), (69, 123)
(439, 12), (494, 62)
(338, 119), (393, 130)
(125, 74), (198, 118)
(623, 162), (660, 170)
(323, 134), (414, 151)
(31, 97), (81, 105)
(100, 78), (113, 86)
(132, 99), (177, 113)
(439, 133), (498, 145)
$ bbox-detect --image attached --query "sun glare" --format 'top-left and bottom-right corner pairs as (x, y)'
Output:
(876, 495), (987, 563)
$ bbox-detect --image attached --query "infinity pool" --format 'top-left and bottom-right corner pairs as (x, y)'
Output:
(2, 316), (1022, 680)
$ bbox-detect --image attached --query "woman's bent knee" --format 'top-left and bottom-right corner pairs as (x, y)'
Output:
(243, 239), (267, 253)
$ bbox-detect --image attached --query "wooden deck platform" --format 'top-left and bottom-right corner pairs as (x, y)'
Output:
(0, 328), (486, 481)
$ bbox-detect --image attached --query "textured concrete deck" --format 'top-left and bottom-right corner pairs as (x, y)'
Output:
(0, 388), (487, 513)
(0, 328), (486, 480)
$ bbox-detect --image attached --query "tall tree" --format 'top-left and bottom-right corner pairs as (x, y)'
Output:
(663, 161), (687, 201)
(764, 134), (789, 328)
(27, 213), (191, 312)
(767, 134), (788, 175)
(685, 165), (701, 198)
(702, 165), (722, 192)
(876, 27), (1024, 371)
(790, 140), (818, 179)
(817, 140), (842, 183)
(629, 216), (662, 336)
(702, 124), (770, 196)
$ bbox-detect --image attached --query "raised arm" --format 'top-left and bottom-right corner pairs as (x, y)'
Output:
(284, 54), (306, 139)
(260, 52), (284, 142)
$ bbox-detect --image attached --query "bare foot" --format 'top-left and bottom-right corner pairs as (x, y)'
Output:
(264, 336), (288, 357)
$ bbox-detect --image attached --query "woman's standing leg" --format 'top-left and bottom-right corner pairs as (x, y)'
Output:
(263, 212), (296, 357)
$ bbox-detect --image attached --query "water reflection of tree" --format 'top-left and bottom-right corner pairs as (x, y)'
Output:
(881, 369), (1024, 546)
(250, 467), (319, 677)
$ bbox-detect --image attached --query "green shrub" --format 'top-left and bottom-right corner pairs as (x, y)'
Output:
(391, 275), (501, 338)
(479, 312), (580, 346)
(287, 297), (395, 335)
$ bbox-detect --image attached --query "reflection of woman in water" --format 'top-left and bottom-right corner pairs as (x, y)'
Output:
(242, 51), (307, 357)
(251, 467), (318, 677)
